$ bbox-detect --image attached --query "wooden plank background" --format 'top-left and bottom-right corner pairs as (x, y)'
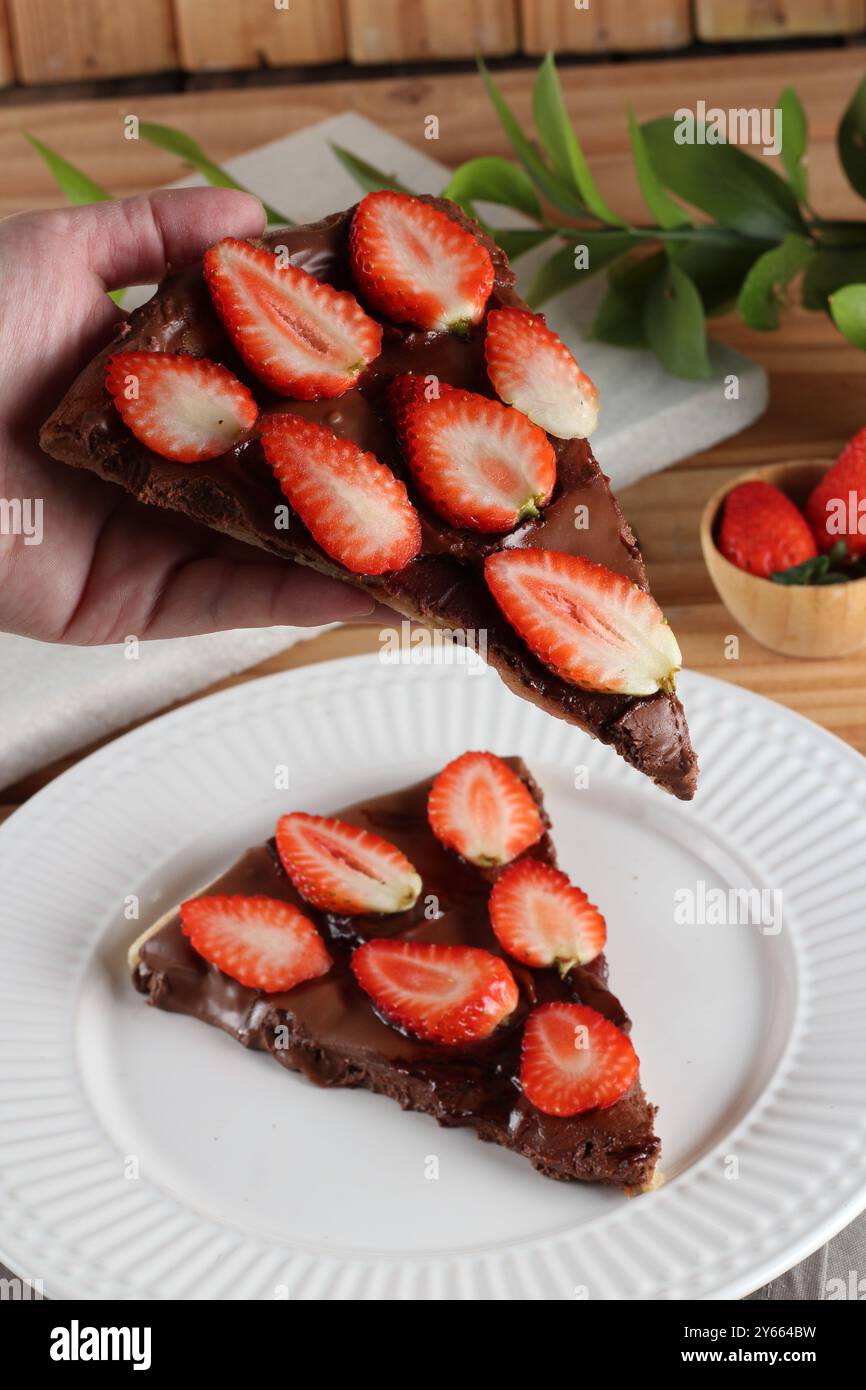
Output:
(345, 0), (517, 63)
(7, 0), (178, 83)
(175, 0), (345, 72)
(520, 0), (692, 54)
(0, 2), (13, 87)
(0, 1), (864, 86)
(695, 0), (866, 42)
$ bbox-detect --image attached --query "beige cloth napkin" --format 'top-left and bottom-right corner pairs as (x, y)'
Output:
(0, 625), (327, 791)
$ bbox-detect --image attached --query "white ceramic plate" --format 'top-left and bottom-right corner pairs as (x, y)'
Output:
(1, 654), (865, 1301)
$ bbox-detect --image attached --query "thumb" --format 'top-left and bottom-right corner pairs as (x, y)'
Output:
(71, 187), (267, 290)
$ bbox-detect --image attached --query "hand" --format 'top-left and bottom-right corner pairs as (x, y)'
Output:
(0, 188), (378, 644)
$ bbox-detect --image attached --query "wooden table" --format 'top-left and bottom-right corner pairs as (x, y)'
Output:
(1, 45), (865, 821)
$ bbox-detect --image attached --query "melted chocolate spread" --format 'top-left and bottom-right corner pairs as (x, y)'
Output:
(134, 761), (659, 1187)
(40, 202), (697, 800)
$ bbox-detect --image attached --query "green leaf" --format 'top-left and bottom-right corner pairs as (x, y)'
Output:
(737, 233), (814, 330)
(590, 250), (665, 348)
(640, 116), (804, 240)
(138, 122), (291, 225)
(778, 87), (808, 203)
(626, 104), (687, 230)
(675, 235), (771, 317)
(802, 220), (866, 305)
(643, 261), (711, 379)
(24, 133), (124, 305)
(478, 58), (587, 216)
(488, 227), (554, 260)
(838, 76), (866, 201)
(768, 553), (861, 585)
(330, 143), (414, 197)
(771, 554), (829, 585)
(24, 132), (112, 204)
(532, 53), (622, 224)
(774, 539), (864, 584)
(829, 282), (866, 348)
(442, 156), (541, 219)
(801, 236), (866, 311)
(527, 231), (637, 308)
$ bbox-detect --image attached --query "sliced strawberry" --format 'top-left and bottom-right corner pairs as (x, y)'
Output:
(276, 813), (422, 916)
(520, 1002), (638, 1116)
(489, 859), (606, 973)
(349, 191), (494, 333)
(203, 237), (382, 400)
(180, 894), (332, 993)
(484, 307), (599, 440)
(105, 351), (257, 463)
(351, 939), (518, 1044)
(386, 372), (456, 443)
(400, 387), (556, 533)
(427, 751), (544, 867)
(485, 549), (681, 696)
(260, 413), (421, 574)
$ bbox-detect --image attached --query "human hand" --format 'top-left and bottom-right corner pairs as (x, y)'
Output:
(0, 188), (378, 644)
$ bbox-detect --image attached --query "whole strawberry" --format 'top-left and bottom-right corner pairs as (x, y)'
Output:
(718, 480), (817, 578)
(805, 428), (866, 556)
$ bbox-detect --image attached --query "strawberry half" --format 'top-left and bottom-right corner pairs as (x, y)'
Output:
(805, 428), (866, 555)
(719, 480), (818, 577)
(485, 549), (681, 696)
(276, 813), (422, 916)
(489, 859), (606, 974)
(484, 307), (599, 440)
(351, 939), (518, 1045)
(349, 191), (494, 333)
(180, 894), (332, 993)
(386, 371), (456, 445)
(105, 351), (258, 463)
(520, 1002), (638, 1116)
(427, 751), (544, 867)
(260, 413), (421, 574)
(400, 388), (556, 533)
(203, 237), (382, 400)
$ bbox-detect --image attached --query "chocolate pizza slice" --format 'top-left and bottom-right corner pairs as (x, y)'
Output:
(130, 753), (659, 1188)
(41, 192), (696, 799)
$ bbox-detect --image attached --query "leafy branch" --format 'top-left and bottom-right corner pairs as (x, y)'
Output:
(23, 53), (866, 377)
(337, 54), (866, 379)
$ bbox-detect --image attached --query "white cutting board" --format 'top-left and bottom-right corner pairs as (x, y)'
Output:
(1, 112), (766, 791)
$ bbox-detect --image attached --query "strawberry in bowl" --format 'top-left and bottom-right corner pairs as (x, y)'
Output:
(701, 455), (866, 659)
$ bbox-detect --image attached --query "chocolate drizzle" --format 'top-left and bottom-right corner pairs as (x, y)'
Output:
(133, 761), (659, 1187)
(40, 199), (697, 799)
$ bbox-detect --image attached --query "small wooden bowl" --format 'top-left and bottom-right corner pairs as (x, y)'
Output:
(700, 460), (866, 659)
